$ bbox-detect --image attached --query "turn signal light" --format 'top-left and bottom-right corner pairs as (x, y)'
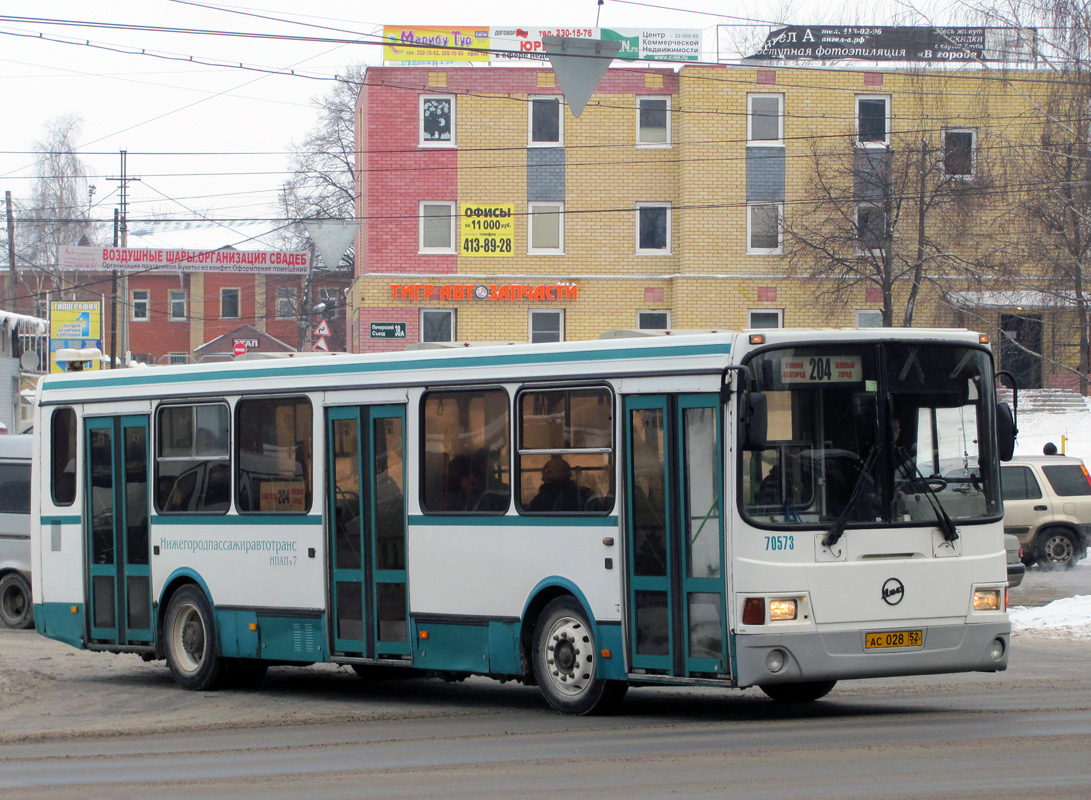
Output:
(742, 597), (765, 625)
(749, 333), (766, 345)
(973, 589), (1001, 611)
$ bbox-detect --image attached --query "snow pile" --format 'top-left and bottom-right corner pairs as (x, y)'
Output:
(1010, 595), (1091, 638)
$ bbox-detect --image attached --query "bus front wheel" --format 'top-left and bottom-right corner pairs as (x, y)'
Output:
(760, 680), (837, 703)
(164, 585), (225, 690)
(531, 596), (627, 715)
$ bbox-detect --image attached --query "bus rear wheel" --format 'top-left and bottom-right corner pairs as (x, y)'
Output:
(760, 680), (837, 703)
(164, 585), (225, 690)
(531, 596), (627, 715)
(0, 572), (33, 629)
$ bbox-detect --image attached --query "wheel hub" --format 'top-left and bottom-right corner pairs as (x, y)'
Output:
(545, 616), (594, 696)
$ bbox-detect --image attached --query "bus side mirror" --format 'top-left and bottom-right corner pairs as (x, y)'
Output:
(741, 392), (767, 450)
(996, 402), (1016, 462)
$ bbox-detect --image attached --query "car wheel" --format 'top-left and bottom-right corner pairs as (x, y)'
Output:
(1036, 528), (1080, 570)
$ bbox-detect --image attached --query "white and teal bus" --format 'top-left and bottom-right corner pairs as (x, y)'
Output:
(30, 329), (1016, 714)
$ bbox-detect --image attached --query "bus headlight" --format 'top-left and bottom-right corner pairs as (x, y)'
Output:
(973, 589), (1001, 611)
(769, 599), (798, 621)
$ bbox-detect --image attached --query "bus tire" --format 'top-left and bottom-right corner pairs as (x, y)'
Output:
(760, 680), (837, 704)
(164, 585), (224, 690)
(531, 596), (627, 715)
(0, 572), (33, 629)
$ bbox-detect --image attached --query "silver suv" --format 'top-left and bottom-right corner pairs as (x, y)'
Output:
(1001, 455), (1091, 570)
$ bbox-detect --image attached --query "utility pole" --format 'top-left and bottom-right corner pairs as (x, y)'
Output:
(5, 191), (16, 310)
(106, 151), (139, 368)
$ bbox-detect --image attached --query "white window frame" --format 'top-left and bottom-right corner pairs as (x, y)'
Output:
(748, 309), (783, 329)
(131, 289), (149, 321)
(220, 288), (240, 319)
(636, 203), (672, 255)
(856, 95), (891, 146)
(746, 202), (783, 255)
(637, 310), (671, 330)
(943, 127), (977, 179)
(855, 203), (887, 256)
(528, 96), (563, 147)
(420, 94), (456, 148)
(529, 309), (564, 343)
(275, 286), (297, 321)
(419, 201), (457, 254)
(169, 289), (186, 321)
(420, 308), (455, 342)
(636, 96), (671, 147)
(528, 202), (564, 255)
(856, 309), (884, 327)
(747, 93), (784, 146)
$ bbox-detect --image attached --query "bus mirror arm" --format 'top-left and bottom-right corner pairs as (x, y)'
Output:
(722, 366), (767, 450)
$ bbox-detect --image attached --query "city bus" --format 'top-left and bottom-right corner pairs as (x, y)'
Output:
(29, 329), (1016, 715)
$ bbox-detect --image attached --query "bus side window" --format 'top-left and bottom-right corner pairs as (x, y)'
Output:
(52, 407), (78, 506)
(235, 396), (313, 514)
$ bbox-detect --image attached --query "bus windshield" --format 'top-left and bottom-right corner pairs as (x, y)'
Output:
(741, 342), (1001, 528)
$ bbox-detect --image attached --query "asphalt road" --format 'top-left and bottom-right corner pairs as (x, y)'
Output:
(0, 567), (1087, 799)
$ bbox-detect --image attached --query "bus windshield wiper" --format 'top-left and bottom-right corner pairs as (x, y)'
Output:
(896, 445), (959, 542)
(822, 447), (877, 549)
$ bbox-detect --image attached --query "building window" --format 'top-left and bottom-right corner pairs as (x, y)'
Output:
(856, 310), (884, 327)
(637, 97), (670, 145)
(944, 128), (976, 178)
(748, 93), (783, 145)
(856, 95), (890, 146)
(528, 202), (564, 254)
(421, 308), (455, 342)
(220, 288), (240, 319)
(156, 403), (230, 514)
(275, 286), (297, 320)
(421, 389), (511, 513)
(856, 204), (887, 255)
(517, 387), (613, 515)
(420, 201), (456, 253)
(131, 289), (149, 321)
(748, 309), (782, 328)
(747, 203), (782, 254)
(169, 290), (186, 321)
(638, 310), (670, 330)
(529, 309), (564, 343)
(420, 95), (455, 146)
(235, 397), (312, 514)
(636, 203), (671, 254)
(529, 97), (562, 145)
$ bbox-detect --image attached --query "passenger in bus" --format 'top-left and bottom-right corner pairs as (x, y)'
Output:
(527, 456), (581, 512)
(446, 452), (486, 511)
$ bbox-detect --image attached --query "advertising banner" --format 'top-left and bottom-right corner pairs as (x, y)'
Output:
(384, 26), (701, 64)
(49, 301), (103, 373)
(59, 246), (311, 275)
(745, 25), (1036, 62)
(460, 204), (514, 257)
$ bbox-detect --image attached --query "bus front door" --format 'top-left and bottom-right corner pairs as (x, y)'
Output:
(326, 406), (410, 661)
(624, 394), (729, 679)
(85, 416), (153, 646)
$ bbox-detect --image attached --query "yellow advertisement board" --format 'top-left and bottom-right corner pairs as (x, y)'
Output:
(49, 301), (103, 373)
(460, 204), (514, 257)
(383, 26), (490, 63)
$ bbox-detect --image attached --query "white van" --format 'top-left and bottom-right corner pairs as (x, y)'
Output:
(0, 434), (33, 628)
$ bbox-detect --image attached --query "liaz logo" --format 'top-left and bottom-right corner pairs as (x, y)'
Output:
(881, 578), (905, 606)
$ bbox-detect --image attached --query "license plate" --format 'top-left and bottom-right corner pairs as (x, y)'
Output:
(865, 629), (923, 649)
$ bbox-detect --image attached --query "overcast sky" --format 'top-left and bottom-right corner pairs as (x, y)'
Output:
(0, 0), (802, 239)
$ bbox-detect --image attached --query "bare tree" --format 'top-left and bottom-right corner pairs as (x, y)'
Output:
(279, 64), (364, 270)
(783, 128), (994, 326)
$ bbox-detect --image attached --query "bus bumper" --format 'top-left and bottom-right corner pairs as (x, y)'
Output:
(733, 620), (1010, 688)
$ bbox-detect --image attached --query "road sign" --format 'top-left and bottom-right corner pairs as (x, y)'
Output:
(312, 336), (330, 352)
(313, 319), (331, 337)
(233, 341), (248, 357)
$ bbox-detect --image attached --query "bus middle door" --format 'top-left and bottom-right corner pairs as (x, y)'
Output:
(624, 394), (730, 680)
(326, 406), (410, 662)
